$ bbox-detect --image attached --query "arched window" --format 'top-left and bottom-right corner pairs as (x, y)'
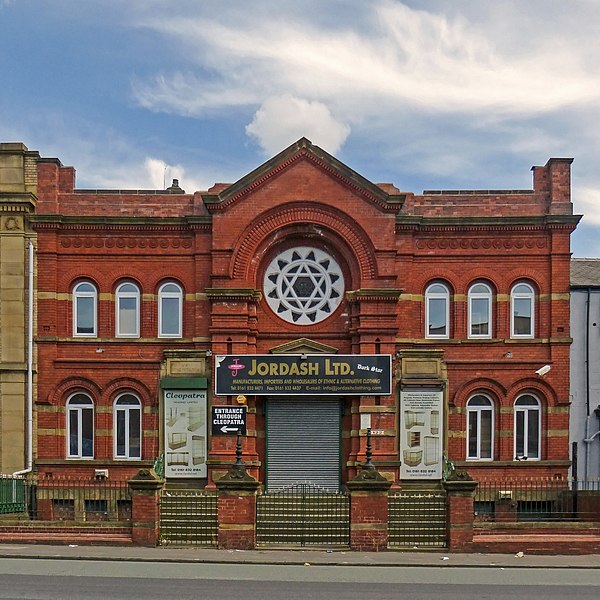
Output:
(514, 394), (541, 460)
(468, 283), (492, 339)
(116, 282), (140, 337)
(114, 394), (142, 459)
(67, 393), (94, 458)
(511, 283), (535, 338)
(73, 282), (97, 337)
(466, 394), (494, 460)
(425, 283), (450, 338)
(158, 282), (183, 338)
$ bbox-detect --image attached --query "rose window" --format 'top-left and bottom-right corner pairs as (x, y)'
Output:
(263, 247), (344, 325)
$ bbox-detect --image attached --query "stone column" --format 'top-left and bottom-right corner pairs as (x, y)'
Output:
(128, 468), (164, 547)
(443, 471), (478, 552)
(215, 438), (260, 550)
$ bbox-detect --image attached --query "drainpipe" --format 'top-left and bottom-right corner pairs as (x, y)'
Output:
(13, 240), (34, 476)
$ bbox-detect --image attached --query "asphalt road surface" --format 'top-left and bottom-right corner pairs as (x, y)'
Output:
(0, 558), (599, 599)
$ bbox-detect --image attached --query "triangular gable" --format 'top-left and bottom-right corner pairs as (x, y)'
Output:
(202, 137), (405, 212)
(269, 338), (339, 355)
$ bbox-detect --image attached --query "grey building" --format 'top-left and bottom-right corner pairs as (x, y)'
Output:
(571, 258), (600, 480)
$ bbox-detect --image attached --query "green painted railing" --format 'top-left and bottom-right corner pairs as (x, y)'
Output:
(0, 476), (26, 514)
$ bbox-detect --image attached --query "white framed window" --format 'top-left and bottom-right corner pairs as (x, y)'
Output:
(511, 283), (535, 338)
(158, 282), (183, 338)
(467, 394), (494, 460)
(514, 394), (541, 460)
(116, 282), (140, 337)
(67, 393), (94, 459)
(114, 394), (142, 460)
(468, 283), (492, 339)
(73, 282), (97, 337)
(425, 282), (450, 338)
(263, 247), (344, 325)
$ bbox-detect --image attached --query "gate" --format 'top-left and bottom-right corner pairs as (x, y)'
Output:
(159, 490), (218, 546)
(256, 482), (350, 547)
(388, 489), (447, 548)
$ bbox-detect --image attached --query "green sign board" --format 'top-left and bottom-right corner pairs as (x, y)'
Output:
(214, 354), (392, 396)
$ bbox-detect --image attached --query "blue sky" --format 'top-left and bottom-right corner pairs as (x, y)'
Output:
(1, 0), (599, 256)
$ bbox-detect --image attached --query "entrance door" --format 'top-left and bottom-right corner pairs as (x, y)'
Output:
(266, 397), (341, 491)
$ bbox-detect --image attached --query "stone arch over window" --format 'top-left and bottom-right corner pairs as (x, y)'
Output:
(510, 281), (535, 338)
(66, 392), (94, 459)
(425, 281), (451, 339)
(72, 281), (97, 337)
(466, 393), (495, 461)
(231, 203), (377, 282)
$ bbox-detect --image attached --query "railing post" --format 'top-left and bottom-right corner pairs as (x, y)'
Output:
(128, 469), (164, 547)
(346, 428), (392, 551)
(215, 434), (260, 549)
(443, 471), (478, 552)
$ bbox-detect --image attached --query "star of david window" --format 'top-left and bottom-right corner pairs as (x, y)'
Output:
(264, 247), (345, 325)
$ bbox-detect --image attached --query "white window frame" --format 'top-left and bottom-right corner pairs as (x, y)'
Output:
(158, 282), (183, 338)
(116, 282), (140, 338)
(113, 394), (142, 460)
(514, 394), (541, 461)
(73, 281), (97, 337)
(511, 282), (535, 339)
(466, 394), (494, 461)
(67, 393), (94, 459)
(468, 283), (492, 339)
(425, 282), (450, 339)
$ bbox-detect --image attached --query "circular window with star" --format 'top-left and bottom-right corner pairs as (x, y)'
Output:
(263, 247), (345, 325)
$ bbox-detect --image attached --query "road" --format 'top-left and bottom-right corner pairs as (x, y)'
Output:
(0, 558), (598, 599)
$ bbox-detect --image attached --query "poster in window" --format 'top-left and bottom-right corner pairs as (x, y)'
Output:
(400, 389), (443, 480)
(163, 390), (207, 478)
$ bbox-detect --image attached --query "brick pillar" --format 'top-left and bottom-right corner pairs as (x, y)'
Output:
(347, 468), (392, 551)
(216, 462), (260, 549)
(128, 469), (164, 547)
(443, 472), (478, 552)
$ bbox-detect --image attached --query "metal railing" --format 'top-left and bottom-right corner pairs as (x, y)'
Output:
(388, 490), (447, 548)
(0, 475), (132, 522)
(159, 490), (218, 546)
(256, 482), (350, 547)
(474, 478), (600, 522)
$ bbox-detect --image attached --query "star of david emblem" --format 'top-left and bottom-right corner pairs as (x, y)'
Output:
(264, 247), (344, 325)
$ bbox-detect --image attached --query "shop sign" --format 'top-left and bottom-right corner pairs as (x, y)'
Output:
(399, 389), (443, 480)
(211, 406), (247, 435)
(163, 389), (207, 479)
(214, 354), (392, 396)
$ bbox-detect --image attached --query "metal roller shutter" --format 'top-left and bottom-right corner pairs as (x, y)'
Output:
(267, 398), (341, 491)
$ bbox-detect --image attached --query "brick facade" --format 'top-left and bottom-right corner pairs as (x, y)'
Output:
(8, 138), (577, 493)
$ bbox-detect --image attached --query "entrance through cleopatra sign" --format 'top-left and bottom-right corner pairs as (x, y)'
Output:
(211, 406), (247, 435)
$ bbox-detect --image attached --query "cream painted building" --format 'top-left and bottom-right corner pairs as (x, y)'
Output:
(0, 143), (37, 474)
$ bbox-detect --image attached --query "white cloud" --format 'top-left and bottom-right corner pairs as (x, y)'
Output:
(575, 187), (600, 226)
(245, 95), (350, 156)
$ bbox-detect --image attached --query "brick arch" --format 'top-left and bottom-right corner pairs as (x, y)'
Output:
(47, 377), (102, 406)
(231, 203), (377, 281)
(103, 377), (152, 405)
(451, 377), (507, 408)
(507, 377), (558, 406)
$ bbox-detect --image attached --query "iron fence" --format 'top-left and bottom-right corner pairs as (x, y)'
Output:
(0, 475), (131, 522)
(159, 490), (218, 546)
(388, 490), (447, 548)
(474, 478), (600, 522)
(256, 482), (350, 547)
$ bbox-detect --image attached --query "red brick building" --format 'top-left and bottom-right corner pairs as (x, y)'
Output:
(29, 138), (579, 489)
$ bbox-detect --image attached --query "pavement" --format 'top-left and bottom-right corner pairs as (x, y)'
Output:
(0, 543), (598, 568)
